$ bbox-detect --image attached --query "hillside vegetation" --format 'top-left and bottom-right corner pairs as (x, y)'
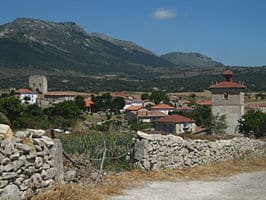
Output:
(0, 18), (265, 92)
(161, 52), (223, 67)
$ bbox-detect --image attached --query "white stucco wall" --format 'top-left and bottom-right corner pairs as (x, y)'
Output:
(19, 93), (38, 104)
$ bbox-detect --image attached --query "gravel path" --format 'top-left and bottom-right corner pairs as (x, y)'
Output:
(110, 171), (266, 200)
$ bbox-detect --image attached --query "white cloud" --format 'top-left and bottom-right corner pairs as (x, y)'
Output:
(152, 8), (176, 20)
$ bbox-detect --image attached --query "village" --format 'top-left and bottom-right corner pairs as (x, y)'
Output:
(1, 69), (266, 199)
(1, 70), (266, 200)
(1, 70), (265, 136)
(1, 1), (266, 199)
(0, 69), (266, 200)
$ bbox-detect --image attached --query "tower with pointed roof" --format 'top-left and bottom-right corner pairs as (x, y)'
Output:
(209, 70), (246, 134)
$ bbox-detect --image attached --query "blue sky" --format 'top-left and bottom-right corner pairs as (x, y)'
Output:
(0, 0), (266, 66)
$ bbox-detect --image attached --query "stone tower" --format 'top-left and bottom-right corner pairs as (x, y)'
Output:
(29, 75), (48, 94)
(209, 70), (246, 134)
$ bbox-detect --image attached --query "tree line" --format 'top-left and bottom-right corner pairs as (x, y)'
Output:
(0, 94), (83, 130)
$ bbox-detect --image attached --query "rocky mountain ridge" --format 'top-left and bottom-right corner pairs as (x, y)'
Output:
(161, 51), (223, 68)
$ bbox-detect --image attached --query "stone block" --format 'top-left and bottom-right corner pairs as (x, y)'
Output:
(0, 124), (13, 141)
(1, 184), (21, 200)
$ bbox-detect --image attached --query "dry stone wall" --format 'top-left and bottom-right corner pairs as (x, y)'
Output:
(0, 124), (63, 200)
(134, 131), (266, 170)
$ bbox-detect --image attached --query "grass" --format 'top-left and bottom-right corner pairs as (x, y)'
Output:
(59, 132), (134, 172)
(59, 133), (133, 156)
(33, 157), (266, 200)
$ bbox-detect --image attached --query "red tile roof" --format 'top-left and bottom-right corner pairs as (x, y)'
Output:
(16, 88), (34, 94)
(84, 98), (94, 107)
(223, 70), (233, 75)
(197, 100), (212, 106)
(245, 103), (266, 109)
(176, 106), (194, 111)
(110, 92), (127, 98)
(155, 114), (195, 123)
(178, 100), (190, 104)
(209, 81), (246, 89)
(151, 103), (174, 110)
(125, 106), (143, 111)
(44, 91), (76, 96)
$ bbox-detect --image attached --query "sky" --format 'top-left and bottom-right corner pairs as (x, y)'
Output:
(0, 0), (266, 66)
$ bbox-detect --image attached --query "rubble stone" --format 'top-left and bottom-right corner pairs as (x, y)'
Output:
(0, 124), (63, 200)
(134, 131), (266, 170)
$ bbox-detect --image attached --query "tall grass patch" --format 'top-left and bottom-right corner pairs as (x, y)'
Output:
(59, 132), (135, 171)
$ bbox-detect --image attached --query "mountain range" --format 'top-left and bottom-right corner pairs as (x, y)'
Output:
(0, 18), (265, 92)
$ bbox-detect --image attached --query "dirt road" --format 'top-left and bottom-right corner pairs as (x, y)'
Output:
(111, 171), (266, 200)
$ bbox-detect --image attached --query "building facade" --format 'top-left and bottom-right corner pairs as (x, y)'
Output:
(154, 114), (196, 134)
(150, 103), (175, 115)
(209, 70), (246, 134)
(16, 89), (38, 105)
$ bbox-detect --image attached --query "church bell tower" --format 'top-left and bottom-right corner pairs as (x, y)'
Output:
(209, 70), (246, 134)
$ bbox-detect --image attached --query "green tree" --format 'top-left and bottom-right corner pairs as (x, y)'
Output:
(46, 101), (81, 119)
(0, 96), (26, 128)
(111, 97), (126, 114)
(171, 105), (211, 127)
(26, 104), (44, 117)
(75, 95), (85, 110)
(141, 93), (149, 100)
(149, 91), (169, 105)
(255, 93), (265, 100)
(101, 93), (112, 111)
(238, 110), (266, 138)
(0, 112), (11, 125)
(189, 93), (196, 99)
(208, 114), (227, 134)
(92, 93), (113, 112)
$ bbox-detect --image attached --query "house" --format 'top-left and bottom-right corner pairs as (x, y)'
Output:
(110, 92), (128, 99)
(143, 100), (155, 108)
(16, 88), (38, 104)
(133, 109), (166, 123)
(176, 106), (194, 112)
(123, 100), (144, 110)
(168, 94), (180, 107)
(44, 91), (76, 104)
(131, 100), (143, 107)
(84, 98), (94, 112)
(176, 99), (190, 107)
(154, 114), (196, 134)
(197, 100), (212, 106)
(123, 100), (133, 110)
(125, 106), (143, 121)
(245, 103), (266, 113)
(150, 103), (175, 115)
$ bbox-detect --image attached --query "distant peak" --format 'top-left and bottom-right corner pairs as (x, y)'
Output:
(13, 17), (47, 23)
(62, 21), (77, 26)
(6, 17), (87, 35)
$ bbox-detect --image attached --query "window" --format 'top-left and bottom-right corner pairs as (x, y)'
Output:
(224, 91), (229, 100)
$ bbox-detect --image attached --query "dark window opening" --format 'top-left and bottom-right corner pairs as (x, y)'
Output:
(224, 91), (229, 100)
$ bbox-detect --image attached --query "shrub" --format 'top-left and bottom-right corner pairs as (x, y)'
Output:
(239, 110), (266, 138)
(0, 112), (11, 125)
